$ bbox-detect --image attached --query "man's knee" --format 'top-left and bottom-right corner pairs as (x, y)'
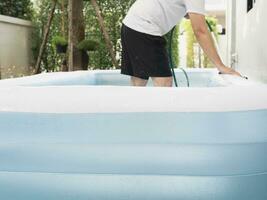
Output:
(152, 77), (173, 87)
(131, 76), (148, 87)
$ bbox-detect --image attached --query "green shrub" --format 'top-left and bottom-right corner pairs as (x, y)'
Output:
(52, 36), (68, 46)
(77, 39), (99, 51)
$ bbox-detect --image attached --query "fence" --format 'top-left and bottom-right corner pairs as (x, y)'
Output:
(0, 15), (33, 79)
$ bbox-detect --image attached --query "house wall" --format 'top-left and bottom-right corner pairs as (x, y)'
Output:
(230, 0), (267, 82)
(0, 15), (34, 79)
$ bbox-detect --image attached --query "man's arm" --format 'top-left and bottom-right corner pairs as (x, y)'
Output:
(188, 13), (241, 76)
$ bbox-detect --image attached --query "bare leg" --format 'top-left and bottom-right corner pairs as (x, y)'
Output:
(152, 77), (173, 87)
(131, 76), (148, 87)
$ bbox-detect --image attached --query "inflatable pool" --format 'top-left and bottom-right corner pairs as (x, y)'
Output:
(0, 69), (266, 200)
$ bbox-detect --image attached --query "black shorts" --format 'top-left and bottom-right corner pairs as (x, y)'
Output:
(121, 24), (172, 80)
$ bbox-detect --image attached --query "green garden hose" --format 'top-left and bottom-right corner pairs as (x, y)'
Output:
(168, 27), (179, 87)
(169, 27), (190, 87)
(206, 20), (213, 32)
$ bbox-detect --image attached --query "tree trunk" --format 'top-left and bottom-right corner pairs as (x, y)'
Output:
(34, 0), (57, 74)
(91, 0), (119, 68)
(68, 0), (86, 71)
(61, 0), (66, 38)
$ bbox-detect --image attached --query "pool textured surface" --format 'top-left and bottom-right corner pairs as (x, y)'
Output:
(0, 70), (267, 200)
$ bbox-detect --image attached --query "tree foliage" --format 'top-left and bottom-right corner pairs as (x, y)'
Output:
(165, 26), (180, 68)
(181, 19), (196, 68)
(33, 0), (68, 72)
(32, 0), (132, 71)
(0, 0), (34, 20)
(84, 0), (132, 69)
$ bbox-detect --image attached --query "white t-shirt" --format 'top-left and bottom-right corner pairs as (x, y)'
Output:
(123, 0), (205, 36)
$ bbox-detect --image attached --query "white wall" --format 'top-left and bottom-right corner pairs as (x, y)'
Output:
(234, 0), (267, 82)
(218, 35), (227, 64)
(0, 15), (34, 79)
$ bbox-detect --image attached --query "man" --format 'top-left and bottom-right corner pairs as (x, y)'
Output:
(121, 0), (241, 87)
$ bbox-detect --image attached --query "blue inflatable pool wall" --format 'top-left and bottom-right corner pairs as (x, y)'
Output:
(0, 70), (266, 200)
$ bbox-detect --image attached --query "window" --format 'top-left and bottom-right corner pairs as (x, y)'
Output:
(247, 0), (256, 12)
(247, 0), (253, 12)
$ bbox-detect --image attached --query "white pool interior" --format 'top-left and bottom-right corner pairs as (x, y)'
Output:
(0, 69), (260, 87)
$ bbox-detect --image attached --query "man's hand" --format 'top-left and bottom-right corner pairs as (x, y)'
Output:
(218, 65), (242, 77)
